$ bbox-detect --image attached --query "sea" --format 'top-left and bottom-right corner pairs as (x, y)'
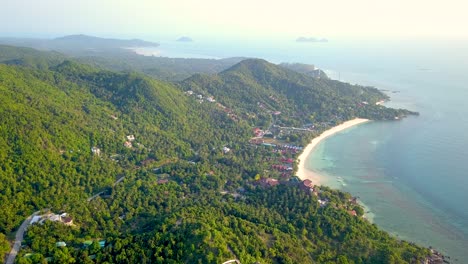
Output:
(136, 37), (468, 262)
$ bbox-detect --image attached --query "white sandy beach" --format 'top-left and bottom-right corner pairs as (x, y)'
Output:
(296, 118), (370, 185)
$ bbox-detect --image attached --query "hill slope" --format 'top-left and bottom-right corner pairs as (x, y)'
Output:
(182, 59), (415, 128)
(0, 59), (247, 232)
(0, 44), (66, 69)
(0, 48), (433, 263)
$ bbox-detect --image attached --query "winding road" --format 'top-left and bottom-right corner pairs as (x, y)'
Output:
(5, 176), (126, 263)
(5, 211), (40, 264)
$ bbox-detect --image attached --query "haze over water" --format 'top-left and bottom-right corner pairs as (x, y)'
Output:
(140, 37), (468, 262)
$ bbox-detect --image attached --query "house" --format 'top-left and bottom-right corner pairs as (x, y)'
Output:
(318, 199), (328, 207)
(157, 179), (169, 184)
(126, 135), (135, 141)
(62, 216), (73, 226)
(124, 141), (132, 148)
(300, 179), (314, 192)
(56, 242), (67, 247)
(266, 178), (279, 187)
(252, 128), (264, 137)
(30, 212), (73, 226)
(349, 197), (358, 204)
(99, 240), (106, 248)
(348, 210), (357, 216)
(258, 178), (280, 188)
(206, 96), (216, 102)
(223, 147), (231, 153)
(82, 240), (106, 249)
(91, 147), (101, 156)
(280, 158), (294, 163)
(83, 241), (93, 247)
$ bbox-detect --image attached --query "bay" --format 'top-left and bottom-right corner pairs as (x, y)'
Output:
(137, 37), (468, 262)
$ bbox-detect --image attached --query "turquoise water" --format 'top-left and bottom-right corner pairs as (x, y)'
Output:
(309, 120), (467, 262)
(307, 68), (468, 262)
(139, 37), (468, 262)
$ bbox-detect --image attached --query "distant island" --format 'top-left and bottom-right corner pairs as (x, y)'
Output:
(0, 34), (159, 56)
(54, 34), (159, 47)
(296, 37), (328, 43)
(177, 36), (193, 42)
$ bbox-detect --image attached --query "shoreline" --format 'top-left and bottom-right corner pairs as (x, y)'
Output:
(296, 118), (370, 186)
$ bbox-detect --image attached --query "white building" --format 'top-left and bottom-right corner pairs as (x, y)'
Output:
(223, 147), (231, 153)
(91, 147), (101, 156)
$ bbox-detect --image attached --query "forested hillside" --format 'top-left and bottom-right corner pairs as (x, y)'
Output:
(0, 45), (66, 70)
(182, 59), (416, 128)
(76, 55), (247, 82)
(0, 47), (432, 263)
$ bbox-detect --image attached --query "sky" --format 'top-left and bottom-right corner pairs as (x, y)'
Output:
(1, 0), (467, 40)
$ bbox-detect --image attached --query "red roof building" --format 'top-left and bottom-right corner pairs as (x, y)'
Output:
(258, 178), (280, 188)
(157, 179), (169, 184)
(348, 210), (357, 216)
(300, 179), (314, 192)
(62, 217), (73, 226)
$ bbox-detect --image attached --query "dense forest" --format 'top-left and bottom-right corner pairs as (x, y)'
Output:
(0, 44), (434, 263)
(182, 59), (416, 127)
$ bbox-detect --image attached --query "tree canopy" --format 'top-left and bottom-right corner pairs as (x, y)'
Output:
(0, 46), (429, 263)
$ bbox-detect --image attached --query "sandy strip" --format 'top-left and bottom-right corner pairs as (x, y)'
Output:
(296, 118), (370, 185)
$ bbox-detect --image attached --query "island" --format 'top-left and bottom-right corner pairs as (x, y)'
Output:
(296, 36), (328, 43)
(176, 36), (193, 42)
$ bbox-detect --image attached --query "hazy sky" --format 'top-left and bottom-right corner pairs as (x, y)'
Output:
(1, 0), (467, 39)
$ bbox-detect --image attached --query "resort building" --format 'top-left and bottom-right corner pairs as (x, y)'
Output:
(300, 179), (314, 192)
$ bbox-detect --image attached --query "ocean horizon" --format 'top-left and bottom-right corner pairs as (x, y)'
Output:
(135, 38), (468, 262)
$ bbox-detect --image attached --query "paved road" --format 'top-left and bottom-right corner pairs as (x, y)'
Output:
(5, 211), (40, 264)
(222, 260), (241, 264)
(86, 191), (104, 202)
(5, 176), (127, 263)
(87, 176), (125, 201)
(113, 176), (125, 186)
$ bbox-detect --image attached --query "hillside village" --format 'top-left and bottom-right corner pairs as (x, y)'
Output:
(179, 89), (365, 215)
